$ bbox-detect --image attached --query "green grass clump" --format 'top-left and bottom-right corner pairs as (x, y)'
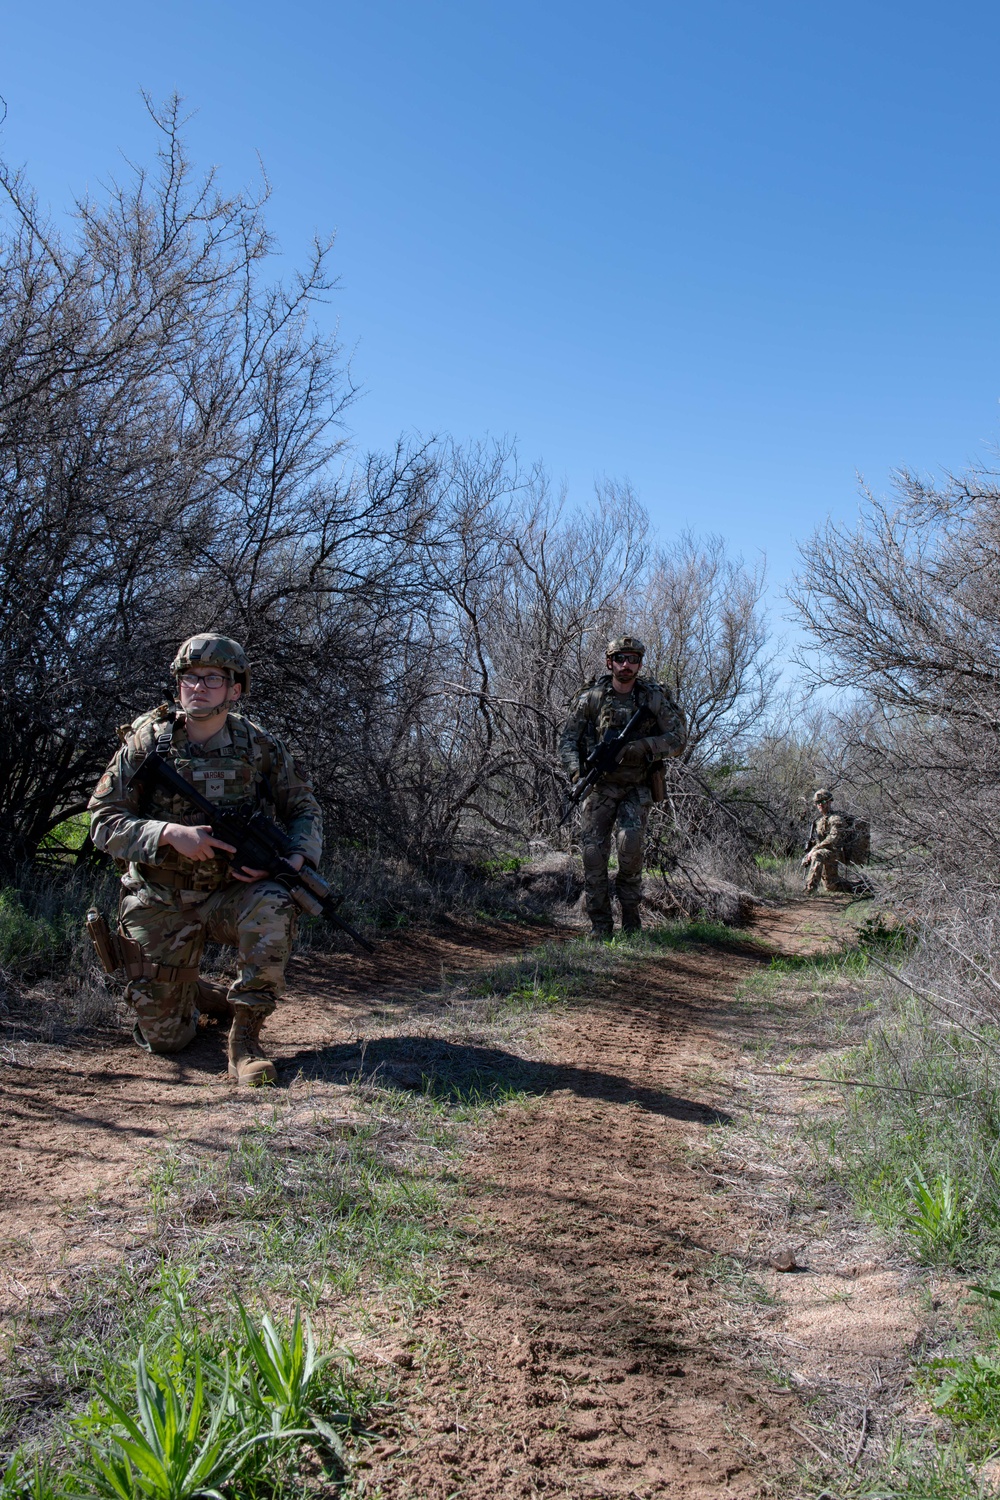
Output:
(147, 1106), (454, 1302)
(469, 937), (625, 1012)
(0, 867), (120, 981)
(0, 887), (73, 971)
(810, 1000), (1000, 1267)
(467, 920), (771, 1018)
(641, 919), (771, 953)
(847, 1439), (984, 1498)
(2, 1294), (384, 1499)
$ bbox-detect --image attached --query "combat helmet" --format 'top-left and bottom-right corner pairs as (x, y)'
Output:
(171, 633), (250, 694)
(813, 787), (833, 806)
(606, 634), (646, 658)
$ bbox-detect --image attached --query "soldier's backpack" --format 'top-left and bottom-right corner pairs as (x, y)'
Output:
(841, 815), (871, 866)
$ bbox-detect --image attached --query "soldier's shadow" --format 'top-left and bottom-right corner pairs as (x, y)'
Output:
(282, 1036), (731, 1124)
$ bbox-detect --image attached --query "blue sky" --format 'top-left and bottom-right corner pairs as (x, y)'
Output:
(4, 1), (1000, 635)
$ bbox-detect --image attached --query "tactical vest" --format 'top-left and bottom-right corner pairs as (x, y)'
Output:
(577, 677), (666, 788)
(131, 709), (274, 889)
(582, 678), (663, 743)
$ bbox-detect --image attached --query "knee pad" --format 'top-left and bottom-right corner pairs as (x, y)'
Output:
(616, 828), (645, 874)
(581, 842), (609, 873)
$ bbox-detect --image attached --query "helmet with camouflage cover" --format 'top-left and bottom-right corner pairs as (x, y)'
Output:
(813, 787), (833, 806)
(606, 634), (646, 659)
(171, 634), (250, 694)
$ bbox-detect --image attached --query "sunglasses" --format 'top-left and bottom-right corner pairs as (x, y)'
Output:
(610, 652), (642, 665)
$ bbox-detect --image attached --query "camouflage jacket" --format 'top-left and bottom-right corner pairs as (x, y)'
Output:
(88, 705), (323, 892)
(806, 810), (849, 857)
(558, 674), (686, 788)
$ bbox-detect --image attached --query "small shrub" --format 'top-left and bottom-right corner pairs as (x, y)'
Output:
(927, 1353), (1000, 1447)
(904, 1167), (973, 1266)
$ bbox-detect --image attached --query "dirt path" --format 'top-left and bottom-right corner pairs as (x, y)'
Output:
(358, 899), (913, 1499)
(1, 899), (917, 1495)
(356, 914), (809, 1499)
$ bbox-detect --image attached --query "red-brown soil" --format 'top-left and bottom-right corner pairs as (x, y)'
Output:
(1, 899), (921, 1496)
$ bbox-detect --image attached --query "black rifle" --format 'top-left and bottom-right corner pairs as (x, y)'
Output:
(129, 751), (375, 954)
(559, 705), (652, 825)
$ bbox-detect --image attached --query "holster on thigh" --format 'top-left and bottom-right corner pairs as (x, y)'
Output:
(118, 932), (200, 987)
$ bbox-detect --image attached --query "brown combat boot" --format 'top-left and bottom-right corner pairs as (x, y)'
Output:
(227, 1003), (277, 1086)
(197, 977), (234, 1023)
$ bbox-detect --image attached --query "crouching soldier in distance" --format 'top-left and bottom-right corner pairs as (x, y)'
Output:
(88, 634), (322, 1085)
(801, 787), (854, 894)
(559, 635), (686, 941)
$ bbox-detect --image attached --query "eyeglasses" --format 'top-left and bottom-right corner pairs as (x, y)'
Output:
(178, 671), (231, 690)
(610, 652), (642, 665)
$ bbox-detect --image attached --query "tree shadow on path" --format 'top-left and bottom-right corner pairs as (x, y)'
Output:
(283, 1036), (731, 1124)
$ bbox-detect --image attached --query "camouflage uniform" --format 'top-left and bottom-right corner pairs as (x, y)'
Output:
(89, 705), (322, 1053)
(559, 667), (685, 933)
(803, 790), (851, 893)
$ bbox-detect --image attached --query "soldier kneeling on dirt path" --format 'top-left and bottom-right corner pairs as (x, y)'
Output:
(559, 635), (686, 941)
(87, 634), (323, 1085)
(801, 787), (870, 895)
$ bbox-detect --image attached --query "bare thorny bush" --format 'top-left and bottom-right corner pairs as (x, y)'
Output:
(0, 97), (794, 904)
(791, 466), (1000, 1056)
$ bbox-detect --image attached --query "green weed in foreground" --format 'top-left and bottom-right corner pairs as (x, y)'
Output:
(904, 1166), (973, 1266)
(2, 1302), (384, 1500)
(80, 1349), (257, 1500)
(914, 1285), (1000, 1472)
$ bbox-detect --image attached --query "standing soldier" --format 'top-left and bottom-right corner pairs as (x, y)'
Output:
(88, 634), (323, 1085)
(801, 788), (853, 894)
(559, 635), (686, 940)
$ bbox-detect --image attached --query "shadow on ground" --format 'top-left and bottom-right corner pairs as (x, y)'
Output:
(283, 1035), (731, 1124)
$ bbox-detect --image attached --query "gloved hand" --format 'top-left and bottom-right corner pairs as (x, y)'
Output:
(617, 737), (656, 768)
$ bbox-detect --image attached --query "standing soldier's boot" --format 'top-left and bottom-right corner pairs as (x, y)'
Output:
(620, 906), (642, 935)
(228, 1002), (277, 1086)
(586, 924), (614, 943)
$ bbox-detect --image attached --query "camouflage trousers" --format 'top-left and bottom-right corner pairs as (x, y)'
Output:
(119, 878), (297, 1054)
(580, 782), (650, 931)
(804, 849), (849, 893)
